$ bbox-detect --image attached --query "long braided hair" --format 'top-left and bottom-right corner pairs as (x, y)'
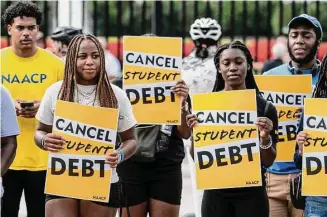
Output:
(212, 41), (260, 94)
(58, 34), (118, 108)
(312, 53), (327, 98)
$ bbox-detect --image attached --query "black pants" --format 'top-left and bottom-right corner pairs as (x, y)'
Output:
(1, 169), (46, 217)
(201, 187), (269, 217)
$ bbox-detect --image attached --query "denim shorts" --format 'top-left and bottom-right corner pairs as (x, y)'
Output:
(305, 196), (327, 217)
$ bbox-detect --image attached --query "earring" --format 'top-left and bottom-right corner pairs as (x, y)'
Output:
(247, 65), (251, 70)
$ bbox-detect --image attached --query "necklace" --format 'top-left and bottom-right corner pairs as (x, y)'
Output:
(75, 85), (97, 106)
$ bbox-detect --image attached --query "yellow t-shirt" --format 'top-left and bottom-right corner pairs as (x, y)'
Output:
(1, 47), (64, 171)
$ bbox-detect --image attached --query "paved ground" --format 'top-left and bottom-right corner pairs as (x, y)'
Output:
(18, 142), (197, 217)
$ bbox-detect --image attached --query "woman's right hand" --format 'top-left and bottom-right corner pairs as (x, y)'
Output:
(43, 133), (66, 152)
(186, 114), (198, 128)
(296, 131), (308, 156)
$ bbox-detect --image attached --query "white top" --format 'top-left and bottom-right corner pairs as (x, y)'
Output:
(36, 81), (137, 183)
(181, 46), (218, 95)
(104, 51), (122, 79)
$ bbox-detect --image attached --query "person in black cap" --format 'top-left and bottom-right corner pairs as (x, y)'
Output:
(264, 14), (323, 217)
(50, 26), (82, 58)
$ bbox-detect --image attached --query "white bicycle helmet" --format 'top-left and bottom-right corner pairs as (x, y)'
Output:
(190, 18), (222, 42)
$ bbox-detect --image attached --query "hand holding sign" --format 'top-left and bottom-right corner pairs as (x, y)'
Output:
(43, 133), (66, 152)
(296, 131), (308, 156)
(105, 151), (119, 168)
(186, 114), (198, 128)
(255, 117), (273, 139)
(171, 80), (189, 105)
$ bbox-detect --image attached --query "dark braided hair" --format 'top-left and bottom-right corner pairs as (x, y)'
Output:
(2, 1), (42, 26)
(312, 53), (327, 98)
(212, 41), (260, 94)
(58, 34), (118, 108)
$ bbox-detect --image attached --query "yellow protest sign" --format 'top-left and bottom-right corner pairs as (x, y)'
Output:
(45, 100), (118, 202)
(302, 98), (327, 196)
(123, 36), (182, 125)
(255, 75), (312, 162)
(192, 90), (262, 190)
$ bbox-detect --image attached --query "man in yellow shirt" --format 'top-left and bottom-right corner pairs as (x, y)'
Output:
(1, 2), (64, 217)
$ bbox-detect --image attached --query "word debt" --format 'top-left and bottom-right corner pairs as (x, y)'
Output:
(125, 86), (175, 105)
(124, 52), (179, 69)
(51, 157), (106, 177)
(197, 143), (257, 169)
(55, 118), (113, 143)
(195, 111), (255, 125)
(260, 92), (306, 106)
(306, 116), (327, 130)
(305, 156), (327, 175)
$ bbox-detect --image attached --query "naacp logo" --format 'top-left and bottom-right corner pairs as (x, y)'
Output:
(2, 73), (47, 84)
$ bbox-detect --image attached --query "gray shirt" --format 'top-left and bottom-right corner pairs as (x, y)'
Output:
(1, 86), (20, 138)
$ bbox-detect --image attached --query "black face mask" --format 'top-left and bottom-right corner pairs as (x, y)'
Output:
(194, 39), (217, 59)
(288, 40), (319, 65)
(195, 46), (209, 59)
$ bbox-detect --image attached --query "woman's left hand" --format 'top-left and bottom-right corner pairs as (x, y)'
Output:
(171, 80), (189, 105)
(255, 117), (273, 139)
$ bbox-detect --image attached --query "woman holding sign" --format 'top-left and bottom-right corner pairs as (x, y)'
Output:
(186, 41), (279, 217)
(295, 54), (327, 217)
(34, 34), (137, 217)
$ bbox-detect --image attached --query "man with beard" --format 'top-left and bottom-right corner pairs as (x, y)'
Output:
(263, 14), (323, 217)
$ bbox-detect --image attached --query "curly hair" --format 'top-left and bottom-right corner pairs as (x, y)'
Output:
(2, 1), (42, 26)
(212, 40), (260, 94)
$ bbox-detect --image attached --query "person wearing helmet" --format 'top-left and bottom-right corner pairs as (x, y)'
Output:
(182, 18), (222, 217)
(182, 18), (222, 95)
(50, 26), (82, 58)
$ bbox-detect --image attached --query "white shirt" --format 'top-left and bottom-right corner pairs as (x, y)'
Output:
(104, 51), (122, 79)
(36, 81), (137, 183)
(181, 46), (218, 95)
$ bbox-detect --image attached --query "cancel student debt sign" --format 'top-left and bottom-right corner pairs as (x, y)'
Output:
(123, 36), (182, 124)
(255, 75), (312, 162)
(192, 90), (262, 190)
(45, 100), (118, 202)
(303, 98), (327, 196)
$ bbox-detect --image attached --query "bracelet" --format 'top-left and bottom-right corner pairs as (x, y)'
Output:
(260, 135), (272, 150)
(41, 135), (46, 150)
(117, 150), (125, 164)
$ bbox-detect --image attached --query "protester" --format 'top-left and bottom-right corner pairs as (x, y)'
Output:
(1, 86), (20, 199)
(294, 53), (327, 217)
(50, 26), (82, 58)
(117, 35), (191, 217)
(98, 37), (122, 81)
(34, 34), (137, 217)
(263, 14), (323, 217)
(1, 2), (65, 217)
(186, 41), (278, 217)
(182, 18), (222, 95)
(261, 42), (288, 73)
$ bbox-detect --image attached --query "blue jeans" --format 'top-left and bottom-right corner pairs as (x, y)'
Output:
(305, 196), (327, 217)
